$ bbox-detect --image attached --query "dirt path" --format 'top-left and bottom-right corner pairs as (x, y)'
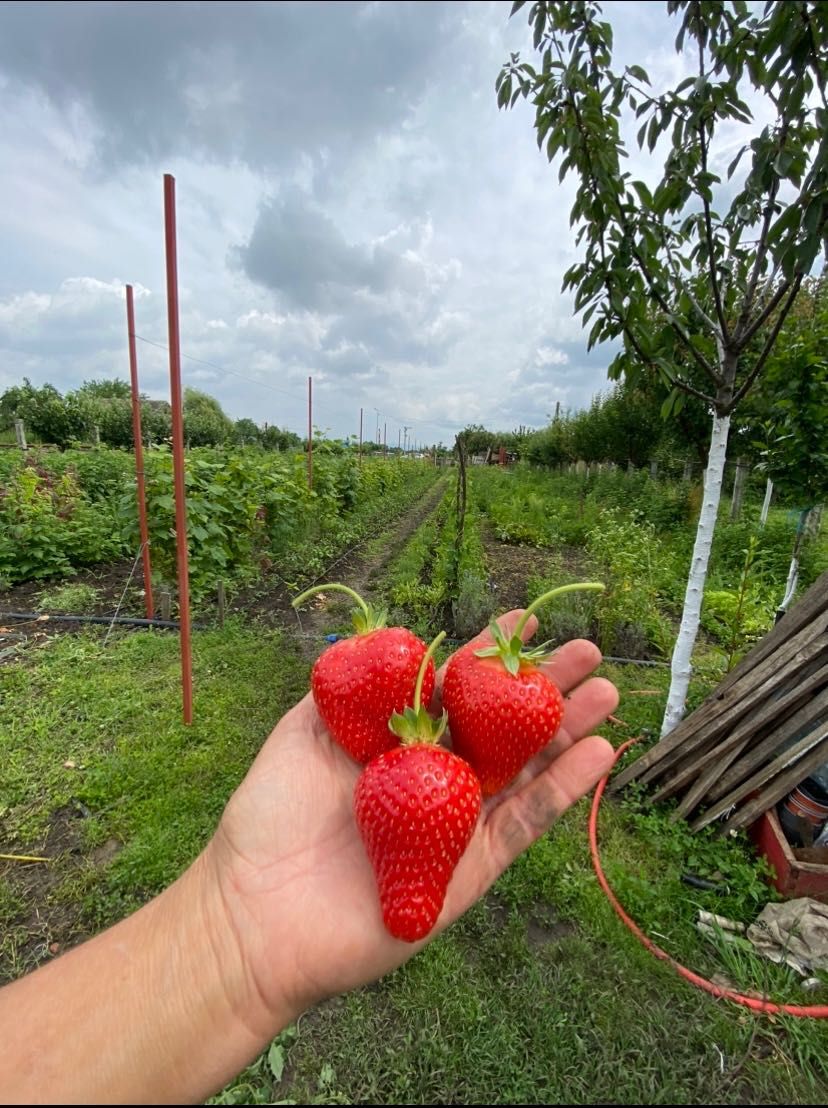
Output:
(288, 477), (448, 659)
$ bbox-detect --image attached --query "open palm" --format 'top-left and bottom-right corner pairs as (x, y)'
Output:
(211, 610), (618, 1023)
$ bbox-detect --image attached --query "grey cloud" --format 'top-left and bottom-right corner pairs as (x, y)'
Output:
(0, 1), (461, 173)
(236, 194), (429, 312)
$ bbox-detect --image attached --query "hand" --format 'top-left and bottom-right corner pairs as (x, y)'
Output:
(207, 610), (618, 1038)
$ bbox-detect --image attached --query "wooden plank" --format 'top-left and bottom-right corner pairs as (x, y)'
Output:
(611, 573), (828, 792)
(611, 626), (827, 791)
(690, 721), (828, 832)
(705, 683), (828, 803)
(656, 661), (828, 809)
(718, 734), (828, 835)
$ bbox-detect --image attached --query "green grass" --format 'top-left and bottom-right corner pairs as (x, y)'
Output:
(35, 582), (101, 613)
(0, 622), (308, 967)
(4, 544), (828, 1102)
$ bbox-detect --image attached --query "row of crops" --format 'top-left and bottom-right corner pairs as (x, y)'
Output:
(0, 446), (441, 601)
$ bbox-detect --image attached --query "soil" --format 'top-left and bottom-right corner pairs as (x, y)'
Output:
(481, 525), (590, 613)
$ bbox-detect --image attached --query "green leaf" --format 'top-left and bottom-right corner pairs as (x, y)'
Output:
(268, 1042), (285, 1082)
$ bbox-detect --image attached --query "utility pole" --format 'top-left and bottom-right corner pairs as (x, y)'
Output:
(403, 426), (410, 456)
(374, 407), (381, 445)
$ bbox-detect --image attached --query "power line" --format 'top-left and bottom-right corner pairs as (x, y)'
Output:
(132, 332), (459, 440)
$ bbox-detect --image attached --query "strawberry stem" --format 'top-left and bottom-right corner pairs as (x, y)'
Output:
(513, 582), (605, 639)
(414, 631), (446, 712)
(389, 630), (447, 745)
(291, 583), (387, 634)
(476, 582), (606, 676)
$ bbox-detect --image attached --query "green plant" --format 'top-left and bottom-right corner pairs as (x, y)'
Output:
(36, 583), (101, 613)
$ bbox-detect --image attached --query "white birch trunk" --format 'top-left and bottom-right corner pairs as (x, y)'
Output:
(759, 477), (773, 527)
(777, 555), (799, 618)
(661, 412), (732, 737)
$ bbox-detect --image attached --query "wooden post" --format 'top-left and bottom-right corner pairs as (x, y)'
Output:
(126, 283), (154, 619)
(649, 459), (658, 479)
(682, 458), (693, 482)
(730, 457), (747, 521)
(159, 588), (172, 622)
(14, 418), (26, 451)
(217, 580), (226, 628)
(163, 172), (193, 725)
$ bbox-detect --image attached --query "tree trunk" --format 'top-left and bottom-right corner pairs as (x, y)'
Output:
(14, 418), (27, 451)
(776, 509), (811, 620)
(661, 412), (732, 736)
(682, 458), (693, 482)
(760, 478), (774, 527)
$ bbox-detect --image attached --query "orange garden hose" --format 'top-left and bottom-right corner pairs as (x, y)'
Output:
(588, 739), (828, 1018)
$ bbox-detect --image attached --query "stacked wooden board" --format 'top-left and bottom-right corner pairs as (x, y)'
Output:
(610, 572), (828, 835)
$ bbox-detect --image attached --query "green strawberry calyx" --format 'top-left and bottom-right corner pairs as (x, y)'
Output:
(389, 631), (447, 745)
(292, 582), (388, 634)
(475, 582), (606, 676)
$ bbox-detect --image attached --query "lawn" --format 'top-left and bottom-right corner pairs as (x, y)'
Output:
(2, 624), (828, 1104)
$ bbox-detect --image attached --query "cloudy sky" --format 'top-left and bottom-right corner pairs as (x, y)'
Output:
(0, 0), (700, 444)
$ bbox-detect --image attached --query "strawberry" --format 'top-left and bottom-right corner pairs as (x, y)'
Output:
(354, 632), (482, 942)
(293, 583), (434, 764)
(442, 583), (604, 796)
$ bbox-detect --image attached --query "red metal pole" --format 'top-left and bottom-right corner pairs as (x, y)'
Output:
(358, 407), (363, 466)
(163, 174), (193, 725)
(125, 284), (154, 619)
(307, 375), (313, 490)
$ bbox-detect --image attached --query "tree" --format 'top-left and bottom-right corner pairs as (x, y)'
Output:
(76, 378), (132, 400)
(499, 0), (828, 735)
(751, 272), (828, 614)
(182, 388), (233, 446)
(234, 418), (262, 446)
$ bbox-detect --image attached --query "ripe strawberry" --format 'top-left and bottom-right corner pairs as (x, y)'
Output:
(442, 583), (605, 796)
(354, 632), (482, 942)
(293, 583), (434, 763)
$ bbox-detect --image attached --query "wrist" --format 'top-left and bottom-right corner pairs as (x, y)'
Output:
(181, 841), (301, 1048)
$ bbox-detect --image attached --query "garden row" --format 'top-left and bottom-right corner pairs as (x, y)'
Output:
(379, 463), (826, 671)
(0, 446), (441, 602)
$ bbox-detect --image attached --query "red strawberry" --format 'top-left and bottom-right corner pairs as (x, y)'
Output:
(354, 632), (482, 942)
(293, 583), (434, 763)
(442, 583), (605, 796)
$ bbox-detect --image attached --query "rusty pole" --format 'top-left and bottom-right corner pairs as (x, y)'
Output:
(125, 284), (154, 619)
(163, 173), (193, 725)
(307, 375), (313, 490)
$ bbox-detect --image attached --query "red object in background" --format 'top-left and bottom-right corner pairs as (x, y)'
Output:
(125, 284), (154, 620)
(163, 173), (193, 726)
(749, 808), (828, 903)
(498, 446), (506, 466)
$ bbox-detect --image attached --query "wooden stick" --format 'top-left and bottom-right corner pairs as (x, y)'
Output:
(718, 734), (828, 835)
(691, 722), (828, 832)
(611, 624), (827, 791)
(656, 661), (828, 809)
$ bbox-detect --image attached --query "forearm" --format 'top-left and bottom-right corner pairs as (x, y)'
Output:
(0, 847), (295, 1105)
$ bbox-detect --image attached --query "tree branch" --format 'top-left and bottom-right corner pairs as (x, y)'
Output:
(696, 11), (730, 343)
(732, 273), (804, 406)
(738, 278), (792, 349)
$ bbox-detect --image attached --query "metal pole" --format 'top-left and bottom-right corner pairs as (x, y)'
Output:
(307, 375), (313, 490)
(126, 284), (154, 620)
(163, 173), (193, 725)
(397, 428), (401, 454)
(358, 407), (363, 466)
(383, 421), (387, 459)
